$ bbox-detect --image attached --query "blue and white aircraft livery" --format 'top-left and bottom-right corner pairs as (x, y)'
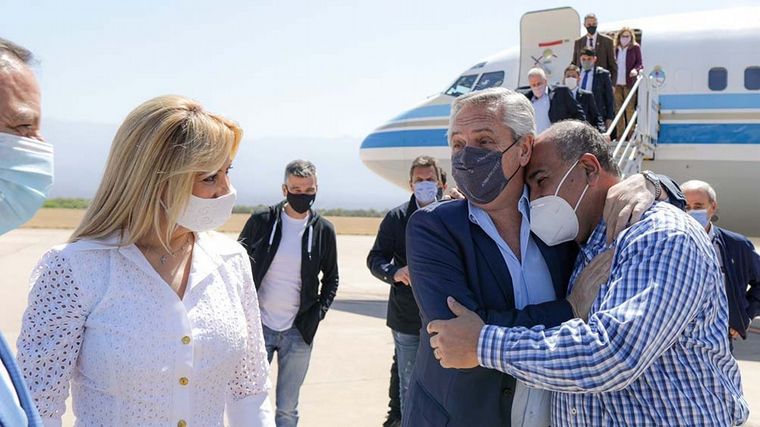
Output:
(360, 6), (760, 235)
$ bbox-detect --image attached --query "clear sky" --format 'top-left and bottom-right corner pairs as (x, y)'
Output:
(4, 0), (756, 139)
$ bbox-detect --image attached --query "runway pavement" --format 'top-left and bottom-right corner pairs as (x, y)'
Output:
(1, 229), (758, 426)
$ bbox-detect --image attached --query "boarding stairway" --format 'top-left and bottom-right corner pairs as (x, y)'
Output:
(605, 75), (660, 177)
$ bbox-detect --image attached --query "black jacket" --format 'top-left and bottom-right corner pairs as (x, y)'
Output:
(238, 202), (339, 344)
(575, 88), (606, 132)
(366, 195), (421, 335)
(713, 226), (760, 338)
(585, 66), (616, 122)
(519, 85), (586, 124)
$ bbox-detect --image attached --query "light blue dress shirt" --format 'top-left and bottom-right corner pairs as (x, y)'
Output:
(468, 185), (556, 427)
(531, 88), (552, 134)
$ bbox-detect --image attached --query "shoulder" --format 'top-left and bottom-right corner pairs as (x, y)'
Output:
(249, 206), (275, 222)
(617, 203), (714, 260)
(594, 66), (610, 76)
(599, 33), (615, 43)
(716, 227), (756, 251)
(386, 200), (412, 219)
(198, 231), (247, 258)
(578, 88), (593, 97)
(314, 215), (336, 234)
(409, 199), (467, 228)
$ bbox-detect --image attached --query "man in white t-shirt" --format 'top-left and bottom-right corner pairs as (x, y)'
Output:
(239, 160), (339, 427)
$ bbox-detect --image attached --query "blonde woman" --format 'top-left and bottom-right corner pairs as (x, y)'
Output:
(613, 27), (644, 137)
(16, 95), (275, 427)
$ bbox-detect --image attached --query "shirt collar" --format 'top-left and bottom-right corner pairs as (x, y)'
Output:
(579, 220), (609, 262)
(468, 186), (530, 224)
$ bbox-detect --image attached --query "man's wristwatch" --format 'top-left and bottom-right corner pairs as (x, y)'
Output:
(642, 170), (662, 200)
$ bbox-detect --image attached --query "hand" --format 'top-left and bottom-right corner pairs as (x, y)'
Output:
(603, 173), (656, 243)
(445, 187), (465, 200)
(393, 266), (411, 286)
(427, 297), (484, 369)
(567, 249), (615, 321)
(729, 328), (740, 339)
(630, 69), (638, 78)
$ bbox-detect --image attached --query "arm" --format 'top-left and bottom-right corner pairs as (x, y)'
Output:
(744, 240), (760, 320)
(226, 254), (275, 427)
(16, 249), (89, 427)
(318, 226), (340, 319)
(478, 230), (711, 392)
(567, 91), (586, 121)
(608, 43), (618, 84)
(587, 94), (605, 132)
(366, 213), (401, 285)
(407, 208), (572, 329)
(633, 45), (644, 72)
(571, 41), (580, 66)
(602, 73), (615, 121)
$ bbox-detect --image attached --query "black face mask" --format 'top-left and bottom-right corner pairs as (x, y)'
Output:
(586, 25), (597, 35)
(286, 191), (315, 214)
(451, 139), (521, 205)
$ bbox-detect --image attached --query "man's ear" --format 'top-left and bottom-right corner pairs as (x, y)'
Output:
(282, 185), (288, 197)
(518, 134), (534, 167)
(579, 153), (602, 185)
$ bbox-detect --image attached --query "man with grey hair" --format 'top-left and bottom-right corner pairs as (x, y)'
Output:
(0, 37), (49, 427)
(239, 159), (339, 427)
(402, 90), (673, 426)
(427, 120), (748, 426)
(520, 67), (585, 133)
(682, 179), (760, 346)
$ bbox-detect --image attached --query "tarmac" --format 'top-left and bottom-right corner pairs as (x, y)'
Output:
(1, 229), (758, 426)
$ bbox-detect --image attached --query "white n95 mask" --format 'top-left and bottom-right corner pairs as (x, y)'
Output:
(0, 132), (54, 236)
(530, 160), (588, 246)
(176, 186), (237, 232)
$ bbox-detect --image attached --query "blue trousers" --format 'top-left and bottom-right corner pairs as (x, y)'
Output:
(392, 330), (420, 414)
(263, 325), (314, 427)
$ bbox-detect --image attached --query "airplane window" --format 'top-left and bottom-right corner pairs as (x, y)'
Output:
(445, 74), (478, 97)
(708, 68), (727, 91)
(474, 71), (505, 91)
(745, 67), (760, 90)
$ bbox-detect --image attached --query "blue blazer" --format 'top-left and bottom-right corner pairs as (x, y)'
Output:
(402, 200), (577, 427)
(714, 226), (760, 338)
(0, 333), (42, 427)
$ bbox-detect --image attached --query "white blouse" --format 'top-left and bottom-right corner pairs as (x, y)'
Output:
(16, 231), (275, 427)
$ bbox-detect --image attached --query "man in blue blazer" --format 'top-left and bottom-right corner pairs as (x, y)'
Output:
(682, 180), (760, 342)
(0, 38), (47, 427)
(402, 89), (677, 427)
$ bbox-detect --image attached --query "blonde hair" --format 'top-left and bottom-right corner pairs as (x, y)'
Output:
(614, 27), (638, 48)
(70, 95), (242, 249)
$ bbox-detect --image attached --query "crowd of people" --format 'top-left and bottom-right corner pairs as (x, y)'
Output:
(0, 11), (759, 427)
(526, 13), (644, 137)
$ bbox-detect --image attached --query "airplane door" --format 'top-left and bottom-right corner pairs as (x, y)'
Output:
(519, 7), (581, 87)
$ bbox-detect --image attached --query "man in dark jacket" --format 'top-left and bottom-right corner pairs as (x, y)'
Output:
(682, 180), (760, 344)
(520, 67), (585, 134)
(577, 47), (616, 132)
(572, 13), (617, 84)
(239, 159), (339, 427)
(367, 155), (444, 426)
(563, 64), (605, 132)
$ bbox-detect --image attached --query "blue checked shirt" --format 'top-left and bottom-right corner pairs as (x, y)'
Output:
(477, 203), (749, 426)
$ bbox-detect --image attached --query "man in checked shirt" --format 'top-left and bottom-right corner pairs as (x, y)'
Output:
(428, 120), (749, 426)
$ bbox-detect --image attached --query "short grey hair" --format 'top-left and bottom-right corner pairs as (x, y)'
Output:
(540, 120), (620, 176)
(284, 159), (317, 183)
(681, 180), (717, 204)
(0, 37), (34, 69)
(448, 87), (536, 144)
(527, 67), (547, 81)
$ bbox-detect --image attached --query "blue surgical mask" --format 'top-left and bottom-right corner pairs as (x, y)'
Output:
(413, 181), (438, 205)
(687, 209), (710, 228)
(0, 132), (54, 235)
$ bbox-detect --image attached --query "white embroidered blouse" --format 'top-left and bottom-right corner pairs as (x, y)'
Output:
(16, 231), (274, 427)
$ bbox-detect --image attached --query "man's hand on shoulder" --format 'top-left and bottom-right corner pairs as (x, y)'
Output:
(427, 297), (484, 369)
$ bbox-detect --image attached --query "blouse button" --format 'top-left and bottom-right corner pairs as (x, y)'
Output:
(179, 377), (189, 386)
(181, 336), (191, 345)
(177, 420), (187, 427)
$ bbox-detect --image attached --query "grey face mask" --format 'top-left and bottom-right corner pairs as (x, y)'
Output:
(581, 60), (594, 71)
(451, 141), (520, 205)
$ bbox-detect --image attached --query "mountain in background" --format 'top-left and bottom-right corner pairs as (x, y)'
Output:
(43, 118), (409, 210)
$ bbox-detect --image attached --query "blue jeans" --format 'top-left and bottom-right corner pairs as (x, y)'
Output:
(392, 330), (420, 414)
(263, 325), (313, 427)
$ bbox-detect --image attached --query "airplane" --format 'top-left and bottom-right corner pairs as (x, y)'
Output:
(359, 6), (760, 236)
